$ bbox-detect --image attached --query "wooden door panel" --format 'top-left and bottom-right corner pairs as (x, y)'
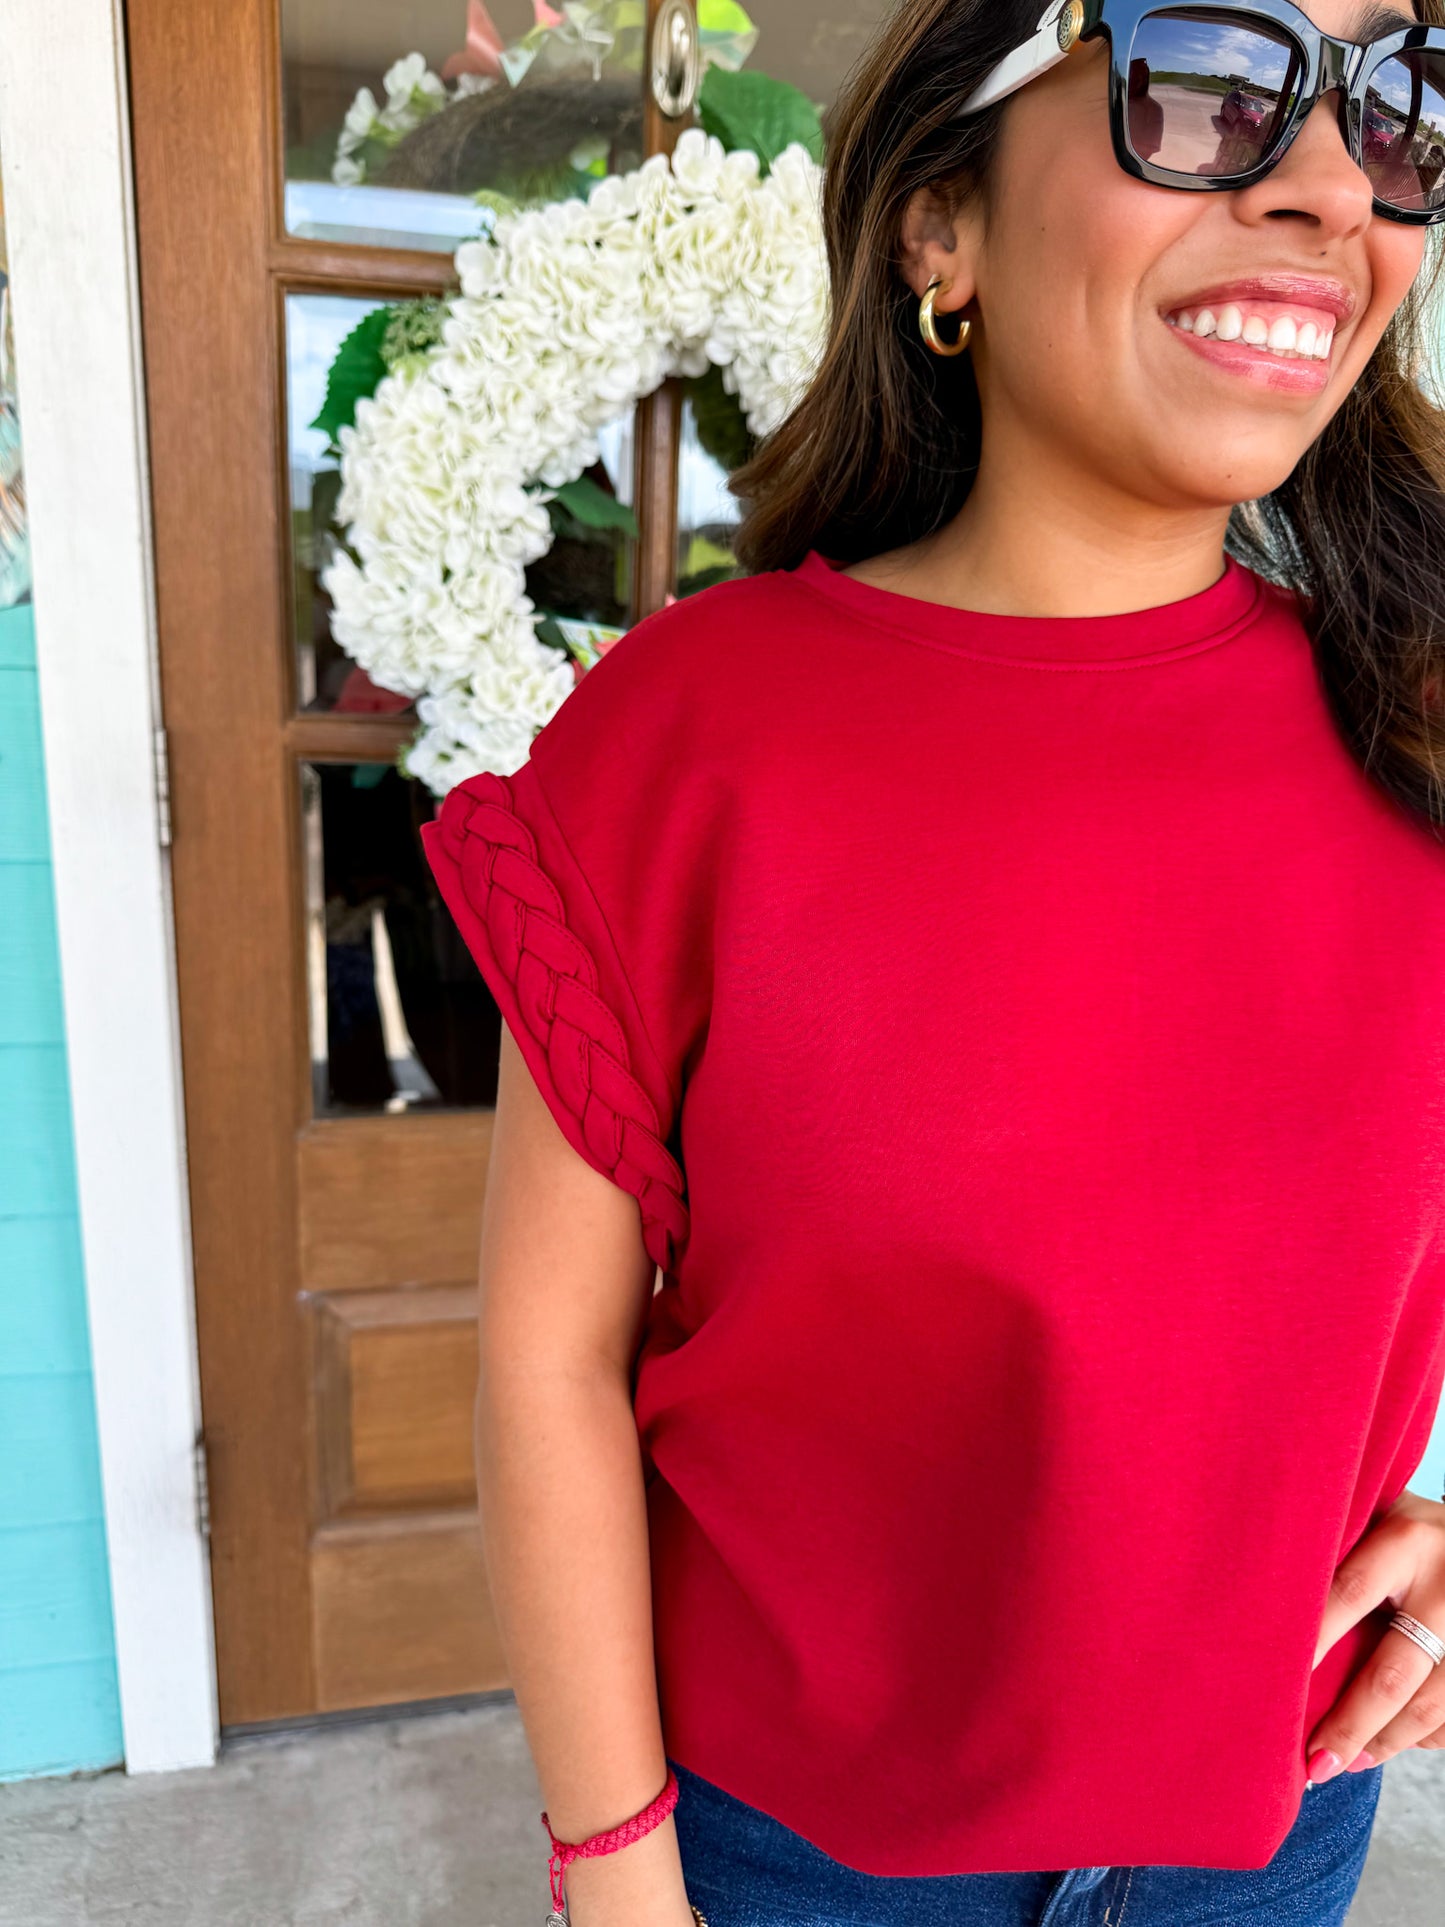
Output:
(311, 1512), (507, 1711)
(299, 1114), (491, 1292)
(313, 1284), (479, 1517)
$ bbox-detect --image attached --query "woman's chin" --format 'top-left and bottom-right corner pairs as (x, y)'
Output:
(1138, 432), (1312, 511)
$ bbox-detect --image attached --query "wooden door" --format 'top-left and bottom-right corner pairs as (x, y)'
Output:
(127, 0), (878, 1727)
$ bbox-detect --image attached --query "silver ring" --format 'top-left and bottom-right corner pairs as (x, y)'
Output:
(1390, 1610), (1445, 1667)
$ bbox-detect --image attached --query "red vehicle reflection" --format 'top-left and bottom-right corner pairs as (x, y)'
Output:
(1221, 85), (1268, 130)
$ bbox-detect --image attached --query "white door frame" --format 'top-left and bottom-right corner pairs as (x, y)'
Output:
(0, 0), (217, 1772)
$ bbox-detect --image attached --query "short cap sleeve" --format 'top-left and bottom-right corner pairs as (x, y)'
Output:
(419, 616), (711, 1273)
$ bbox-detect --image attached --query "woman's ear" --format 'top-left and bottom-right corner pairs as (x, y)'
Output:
(898, 184), (981, 313)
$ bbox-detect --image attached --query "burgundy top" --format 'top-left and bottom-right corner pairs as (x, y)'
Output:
(421, 551), (1445, 1875)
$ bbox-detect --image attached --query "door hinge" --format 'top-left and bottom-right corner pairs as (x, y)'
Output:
(153, 724), (173, 848)
(193, 1432), (211, 1541)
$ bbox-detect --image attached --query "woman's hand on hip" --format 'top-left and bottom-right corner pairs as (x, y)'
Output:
(1305, 1489), (1445, 1781)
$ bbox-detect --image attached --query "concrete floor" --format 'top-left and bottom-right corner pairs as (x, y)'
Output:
(0, 1697), (1441, 1925)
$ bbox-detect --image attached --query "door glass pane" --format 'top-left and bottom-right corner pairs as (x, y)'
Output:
(288, 293), (407, 715)
(676, 366), (750, 600)
(287, 290), (634, 713)
(672, 3), (885, 597)
(303, 760), (507, 1115)
(743, 0), (886, 111)
(281, 2), (647, 253)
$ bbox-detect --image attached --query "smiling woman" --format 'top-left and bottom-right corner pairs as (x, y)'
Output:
(416, 5), (1445, 1924)
(737, 0), (1445, 824)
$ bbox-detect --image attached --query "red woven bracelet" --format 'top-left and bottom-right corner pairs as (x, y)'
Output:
(541, 1765), (680, 1919)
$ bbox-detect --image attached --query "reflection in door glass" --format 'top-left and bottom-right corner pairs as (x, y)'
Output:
(286, 290), (636, 713)
(287, 293), (400, 714)
(675, 366), (750, 600)
(303, 761), (506, 1115)
(670, 2), (886, 598)
(281, 3), (883, 251)
(281, 1), (646, 252)
(739, 0), (884, 124)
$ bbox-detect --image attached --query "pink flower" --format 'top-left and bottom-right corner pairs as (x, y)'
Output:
(443, 3), (566, 82)
(442, 1), (505, 80)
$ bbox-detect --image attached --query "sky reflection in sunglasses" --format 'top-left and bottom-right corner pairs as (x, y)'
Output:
(1126, 9), (1445, 209)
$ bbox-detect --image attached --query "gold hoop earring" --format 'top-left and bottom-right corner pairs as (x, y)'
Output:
(919, 275), (972, 358)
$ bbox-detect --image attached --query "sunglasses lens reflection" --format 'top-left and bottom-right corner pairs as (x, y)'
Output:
(1363, 51), (1445, 213)
(1127, 9), (1301, 176)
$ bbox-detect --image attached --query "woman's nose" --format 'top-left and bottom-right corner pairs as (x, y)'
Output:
(1230, 87), (1376, 234)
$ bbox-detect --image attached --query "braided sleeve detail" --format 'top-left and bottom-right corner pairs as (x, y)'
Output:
(431, 771), (690, 1273)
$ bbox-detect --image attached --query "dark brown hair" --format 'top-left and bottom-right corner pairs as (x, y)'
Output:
(731, 0), (1445, 834)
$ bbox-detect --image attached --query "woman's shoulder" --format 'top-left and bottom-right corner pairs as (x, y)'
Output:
(536, 564), (812, 750)
(605, 563), (810, 676)
(518, 568), (786, 798)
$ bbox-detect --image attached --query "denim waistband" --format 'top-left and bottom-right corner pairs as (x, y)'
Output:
(667, 1753), (1386, 1927)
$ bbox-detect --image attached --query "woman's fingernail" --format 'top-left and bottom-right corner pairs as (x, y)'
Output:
(1346, 1750), (1377, 1772)
(1307, 1748), (1345, 1784)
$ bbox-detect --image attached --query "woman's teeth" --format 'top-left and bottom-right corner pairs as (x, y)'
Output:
(1165, 304), (1333, 361)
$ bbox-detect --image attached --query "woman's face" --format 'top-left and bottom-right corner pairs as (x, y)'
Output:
(927, 0), (1431, 509)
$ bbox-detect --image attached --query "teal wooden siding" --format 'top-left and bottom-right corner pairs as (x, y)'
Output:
(0, 599), (122, 1780)
(1417, 1395), (1445, 1508)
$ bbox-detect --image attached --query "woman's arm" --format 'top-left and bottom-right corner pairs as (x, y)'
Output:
(475, 1021), (696, 1927)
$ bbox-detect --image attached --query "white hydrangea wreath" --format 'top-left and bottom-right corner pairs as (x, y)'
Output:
(321, 127), (828, 795)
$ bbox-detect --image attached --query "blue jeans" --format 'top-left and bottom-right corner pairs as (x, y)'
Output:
(669, 1755), (1385, 1925)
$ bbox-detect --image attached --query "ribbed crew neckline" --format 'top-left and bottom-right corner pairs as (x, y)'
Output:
(791, 547), (1265, 666)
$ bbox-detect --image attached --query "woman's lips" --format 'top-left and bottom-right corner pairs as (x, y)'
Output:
(1157, 272), (1356, 394)
(1166, 300), (1336, 356)
(1166, 275), (1358, 323)
(1163, 311), (1334, 393)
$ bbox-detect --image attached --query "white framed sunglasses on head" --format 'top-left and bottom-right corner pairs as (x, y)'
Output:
(955, 0), (1445, 222)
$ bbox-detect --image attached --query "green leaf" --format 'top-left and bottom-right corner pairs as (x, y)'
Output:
(533, 614), (571, 657)
(471, 185), (521, 219)
(697, 66), (824, 172)
(310, 464), (343, 539)
(681, 533), (739, 582)
(550, 476), (639, 537)
(309, 306), (393, 445)
(381, 297), (447, 369)
(285, 129), (346, 183)
(698, 0), (755, 33)
(686, 363), (753, 474)
(677, 559), (742, 597)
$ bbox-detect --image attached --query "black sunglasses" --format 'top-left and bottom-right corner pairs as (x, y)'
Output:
(958, 1), (1445, 223)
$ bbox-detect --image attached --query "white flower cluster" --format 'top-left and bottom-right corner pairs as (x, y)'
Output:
(332, 53), (489, 187)
(322, 128), (828, 795)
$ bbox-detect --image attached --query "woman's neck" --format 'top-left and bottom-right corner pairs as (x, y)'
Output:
(845, 435), (1235, 619)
